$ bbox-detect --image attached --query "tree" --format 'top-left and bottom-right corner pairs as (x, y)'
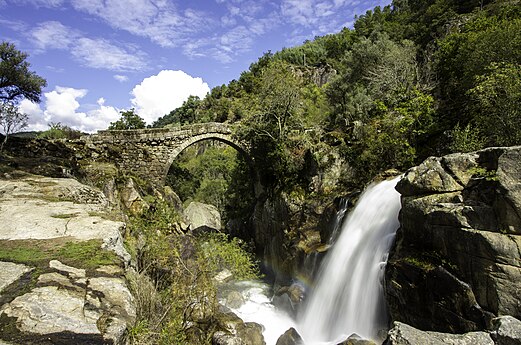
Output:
(468, 63), (521, 146)
(0, 42), (47, 104)
(236, 60), (307, 189)
(108, 108), (146, 130)
(152, 96), (203, 127)
(0, 102), (28, 150)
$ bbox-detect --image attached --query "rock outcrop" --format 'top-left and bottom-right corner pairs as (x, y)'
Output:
(0, 174), (135, 344)
(385, 322), (494, 345)
(386, 146), (521, 333)
(184, 201), (222, 232)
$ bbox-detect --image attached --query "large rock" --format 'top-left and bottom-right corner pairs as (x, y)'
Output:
(491, 316), (521, 345)
(385, 322), (494, 345)
(184, 201), (221, 232)
(276, 328), (303, 345)
(0, 262), (32, 294)
(215, 307), (266, 345)
(0, 261), (135, 344)
(0, 176), (130, 263)
(386, 146), (521, 333)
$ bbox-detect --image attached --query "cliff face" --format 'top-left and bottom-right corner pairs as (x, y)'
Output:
(386, 146), (521, 333)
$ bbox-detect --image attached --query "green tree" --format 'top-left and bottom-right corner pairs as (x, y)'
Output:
(468, 63), (521, 146)
(108, 108), (146, 130)
(436, 15), (521, 127)
(327, 33), (420, 129)
(153, 96), (202, 127)
(0, 42), (47, 104)
(0, 102), (28, 150)
(235, 60), (315, 190)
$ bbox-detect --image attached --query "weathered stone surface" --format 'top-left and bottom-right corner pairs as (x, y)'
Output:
(88, 277), (136, 320)
(0, 262), (135, 344)
(37, 272), (81, 291)
(385, 322), (494, 345)
(120, 178), (148, 215)
(82, 122), (248, 187)
(0, 176), (130, 263)
(276, 327), (303, 345)
(226, 290), (245, 309)
(214, 269), (234, 284)
(0, 176), (135, 344)
(396, 156), (466, 196)
(215, 308), (266, 345)
(49, 260), (86, 279)
(338, 333), (377, 345)
(0, 262), (32, 294)
(491, 316), (521, 345)
(184, 201), (222, 231)
(214, 331), (247, 345)
(1, 286), (100, 334)
(387, 146), (521, 333)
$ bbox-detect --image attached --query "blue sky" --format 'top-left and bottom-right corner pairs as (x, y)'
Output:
(1, 0), (391, 132)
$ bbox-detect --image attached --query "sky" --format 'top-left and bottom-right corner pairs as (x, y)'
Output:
(0, 0), (391, 132)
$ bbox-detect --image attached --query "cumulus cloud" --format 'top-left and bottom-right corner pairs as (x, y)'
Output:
(131, 70), (210, 124)
(28, 21), (147, 72)
(23, 87), (120, 133)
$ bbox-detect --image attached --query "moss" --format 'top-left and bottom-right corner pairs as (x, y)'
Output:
(50, 213), (79, 219)
(402, 256), (436, 271)
(0, 239), (121, 273)
(469, 166), (498, 181)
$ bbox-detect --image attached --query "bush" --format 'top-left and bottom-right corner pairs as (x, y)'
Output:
(38, 122), (83, 140)
(126, 199), (260, 344)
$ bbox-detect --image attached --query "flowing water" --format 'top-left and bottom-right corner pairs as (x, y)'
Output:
(298, 177), (401, 344)
(226, 177), (401, 345)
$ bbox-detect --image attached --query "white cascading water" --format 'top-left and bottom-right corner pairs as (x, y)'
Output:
(297, 177), (401, 344)
(224, 177), (401, 345)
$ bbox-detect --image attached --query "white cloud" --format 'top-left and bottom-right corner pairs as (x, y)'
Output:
(114, 75), (129, 82)
(24, 87), (120, 133)
(19, 99), (47, 132)
(30, 21), (78, 50)
(131, 70), (210, 124)
(280, 0), (381, 35)
(9, 0), (63, 7)
(70, 0), (212, 48)
(28, 21), (147, 72)
(72, 38), (146, 72)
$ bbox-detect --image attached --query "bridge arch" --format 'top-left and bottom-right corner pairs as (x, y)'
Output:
(83, 122), (261, 196)
(161, 132), (253, 185)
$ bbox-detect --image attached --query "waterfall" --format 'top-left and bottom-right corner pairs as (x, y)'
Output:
(298, 177), (401, 344)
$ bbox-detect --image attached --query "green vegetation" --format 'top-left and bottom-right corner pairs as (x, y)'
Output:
(0, 239), (121, 271)
(166, 142), (255, 223)
(38, 122), (83, 140)
(151, 0), (520, 191)
(108, 108), (146, 130)
(125, 197), (260, 344)
(0, 41), (47, 104)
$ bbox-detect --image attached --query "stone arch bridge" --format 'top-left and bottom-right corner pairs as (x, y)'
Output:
(84, 122), (250, 187)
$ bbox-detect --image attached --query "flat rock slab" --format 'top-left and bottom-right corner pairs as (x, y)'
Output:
(0, 261), (136, 343)
(0, 176), (130, 263)
(1, 286), (100, 335)
(0, 262), (32, 294)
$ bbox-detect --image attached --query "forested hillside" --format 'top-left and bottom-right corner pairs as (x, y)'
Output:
(155, 0), (521, 208)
